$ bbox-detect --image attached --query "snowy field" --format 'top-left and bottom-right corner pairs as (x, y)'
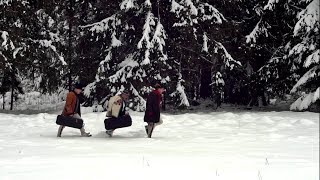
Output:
(0, 110), (318, 180)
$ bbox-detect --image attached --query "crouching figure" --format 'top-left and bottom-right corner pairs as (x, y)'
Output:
(104, 90), (132, 137)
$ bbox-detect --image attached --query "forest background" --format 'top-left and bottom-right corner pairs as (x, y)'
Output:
(0, 0), (319, 112)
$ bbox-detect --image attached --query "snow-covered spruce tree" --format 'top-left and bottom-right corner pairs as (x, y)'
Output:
(1, 1), (67, 96)
(200, 0), (266, 105)
(81, 0), (240, 110)
(53, 0), (85, 91)
(79, 0), (125, 107)
(73, 0), (109, 106)
(245, 0), (301, 98)
(0, 1), (29, 109)
(72, 0), (102, 94)
(247, 0), (319, 110)
(82, 0), (172, 110)
(28, 0), (98, 95)
(28, 2), (67, 94)
(0, 30), (23, 110)
(289, 0), (319, 111)
(167, 0), (240, 107)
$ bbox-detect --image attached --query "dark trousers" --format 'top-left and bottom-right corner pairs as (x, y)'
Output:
(104, 115), (132, 130)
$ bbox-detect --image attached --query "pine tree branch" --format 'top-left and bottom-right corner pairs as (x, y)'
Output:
(168, 39), (214, 65)
(157, 0), (160, 21)
(181, 68), (198, 72)
(288, 3), (304, 11)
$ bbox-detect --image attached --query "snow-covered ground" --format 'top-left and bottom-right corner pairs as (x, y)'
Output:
(0, 110), (318, 180)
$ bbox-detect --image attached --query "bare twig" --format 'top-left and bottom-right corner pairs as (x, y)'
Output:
(265, 158), (269, 165)
(258, 170), (262, 180)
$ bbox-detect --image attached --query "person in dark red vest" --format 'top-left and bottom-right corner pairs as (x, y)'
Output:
(144, 83), (165, 138)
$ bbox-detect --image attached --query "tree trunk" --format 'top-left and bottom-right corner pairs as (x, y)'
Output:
(200, 67), (212, 98)
(196, 67), (202, 100)
(162, 93), (166, 111)
(10, 85), (13, 110)
(2, 93), (5, 110)
(67, 0), (74, 91)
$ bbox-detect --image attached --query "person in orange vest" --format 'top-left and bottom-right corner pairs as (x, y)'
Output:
(57, 83), (91, 137)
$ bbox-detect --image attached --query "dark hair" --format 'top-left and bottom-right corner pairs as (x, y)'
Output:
(74, 82), (84, 90)
(154, 83), (165, 90)
(121, 89), (130, 94)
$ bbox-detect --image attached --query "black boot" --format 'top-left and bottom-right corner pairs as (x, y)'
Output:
(57, 125), (65, 137)
(144, 125), (148, 135)
(106, 129), (114, 137)
(147, 124), (154, 138)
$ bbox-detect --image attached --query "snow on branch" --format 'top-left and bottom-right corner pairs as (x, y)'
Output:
(13, 47), (23, 59)
(151, 22), (166, 51)
(298, 0), (314, 3)
(199, 3), (226, 23)
(109, 54), (139, 83)
(290, 65), (320, 93)
(202, 32), (208, 52)
(171, 1), (225, 27)
(1, 31), (15, 50)
(0, 31), (15, 69)
(137, 11), (154, 49)
(177, 81), (190, 107)
(294, 0), (319, 36)
(96, 50), (113, 82)
(151, 21), (168, 61)
(130, 83), (146, 111)
(290, 87), (320, 110)
(138, 11), (155, 65)
(83, 14), (123, 78)
(120, 0), (137, 11)
(254, 4), (264, 16)
(32, 39), (66, 65)
(144, 0), (151, 7)
(0, 0), (12, 5)
(0, 52), (12, 69)
(81, 15), (117, 33)
(36, 9), (55, 28)
(95, 49), (114, 81)
(264, 0), (279, 11)
(214, 41), (241, 68)
(171, 0), (184, 14)
(184, 0), (198, 16)
(171, 0), (197, 15)
(246, 19), (270, 44)
(210, 71), (225, 86)
(170, 73), (190, 107)
(111, 32), (122, 47)
(289, 42), (309, 57)
(1, 31), (16, 69)
(304, 49), (320, 67)
(288, 41), (314, 64)
(83, 82), (96, 98)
